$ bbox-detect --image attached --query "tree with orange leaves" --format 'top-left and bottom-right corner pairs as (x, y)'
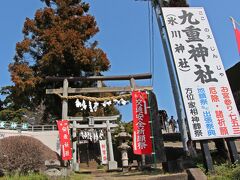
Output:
(6, 0), (112, 122)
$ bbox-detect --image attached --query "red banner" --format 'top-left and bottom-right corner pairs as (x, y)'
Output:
(132, 91), (152, 155)
(57, 120), (72, 160)
(235, 28), (240, 54)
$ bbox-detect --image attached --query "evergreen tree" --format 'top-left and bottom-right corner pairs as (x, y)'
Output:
(160, 0), (189, 7)
(7, 0), (112, 122)
(169, 0), (189, 7)
(0, 99), (3, 111)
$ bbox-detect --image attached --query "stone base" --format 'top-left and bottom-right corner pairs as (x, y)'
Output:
(108, 161), (118, 170)
(60, 167), (71, 177)
(122, 167), (129, 173)
(73, 163), (80, 172)
(186, 168), (207, 180)
(44, 168), (61, 177)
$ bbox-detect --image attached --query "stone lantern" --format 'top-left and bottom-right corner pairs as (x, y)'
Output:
(115, 125), (131, 172)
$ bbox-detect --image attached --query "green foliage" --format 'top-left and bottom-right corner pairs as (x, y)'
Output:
(0, 173), (48, 180)
(112, 121), (132, 148)
(208, 176), (230, 180)
(212, 163), (234, 179)
(231, 166), (240, 180)
(0, 100), (3, 111)
(97, 164), (105, 169)
(206, 163), (240, 180)
(0, 173), (92, 180)
(0, 108), (28, 123)
(124, 121), (133, 135)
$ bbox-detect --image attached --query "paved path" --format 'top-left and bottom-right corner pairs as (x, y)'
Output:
(80, 170), (188, 180)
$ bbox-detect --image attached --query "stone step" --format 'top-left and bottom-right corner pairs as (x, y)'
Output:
(163, 133), (182, 142)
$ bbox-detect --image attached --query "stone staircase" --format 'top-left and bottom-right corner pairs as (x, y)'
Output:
(162, 132), (196, 173)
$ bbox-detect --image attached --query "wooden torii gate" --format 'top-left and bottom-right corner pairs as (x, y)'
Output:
(46, 73), (152, 171)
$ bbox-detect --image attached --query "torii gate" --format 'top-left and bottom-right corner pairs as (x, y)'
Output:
(68, 115), (120, 171)
(46, 73), (152, 171)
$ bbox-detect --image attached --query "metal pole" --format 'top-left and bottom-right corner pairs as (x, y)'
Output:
(147, 91), (157, 168)
(152, 0), (189, 153)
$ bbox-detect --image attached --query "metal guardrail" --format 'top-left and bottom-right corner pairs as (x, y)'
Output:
(27, 125), (57, 132)
(0, 123), (57, 132)
(1, 115), (121, 132)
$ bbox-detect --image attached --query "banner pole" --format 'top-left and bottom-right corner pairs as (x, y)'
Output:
(151, 0), (189, 153)
(230, 17), (236, 29)
(147, 90), (157, 169)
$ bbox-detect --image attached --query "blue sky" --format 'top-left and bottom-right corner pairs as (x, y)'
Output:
(0, 0), (240, 122)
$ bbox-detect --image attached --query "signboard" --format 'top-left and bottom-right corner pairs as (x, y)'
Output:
(162, 7), (240, 140)
(132, 91), (152, 155)
(99, 140), (108, 164)
(57, 120), (72, 160)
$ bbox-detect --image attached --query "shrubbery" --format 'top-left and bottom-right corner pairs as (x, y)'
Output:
(208, 163), (240, 180)
(231, 165), (240, 180)
(0, 136), (59, 175)
(0, 173), (49, 180)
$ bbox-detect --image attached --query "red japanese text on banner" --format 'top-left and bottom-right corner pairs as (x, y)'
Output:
(234, 27), (240, 54)
(57, 120), (72, 160)
(132, 91), (152, 155)
(99, 140), (108, 164)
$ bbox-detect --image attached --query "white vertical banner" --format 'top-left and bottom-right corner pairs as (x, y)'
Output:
(162, 7), (240, 140)
(99, 140), (108, 164)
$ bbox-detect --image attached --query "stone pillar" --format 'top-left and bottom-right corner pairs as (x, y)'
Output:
(121, 149), (129, 172)
(62, 79), (68, 120)
(72, 120), (79, 171)
(116, 125), (131, 172)
(141, 155), (146, 167)
(121, 150), (129, 167)
(106, 120), (118, 170)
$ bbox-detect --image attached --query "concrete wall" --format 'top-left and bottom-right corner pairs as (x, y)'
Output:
(0, 129), (60, 154)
